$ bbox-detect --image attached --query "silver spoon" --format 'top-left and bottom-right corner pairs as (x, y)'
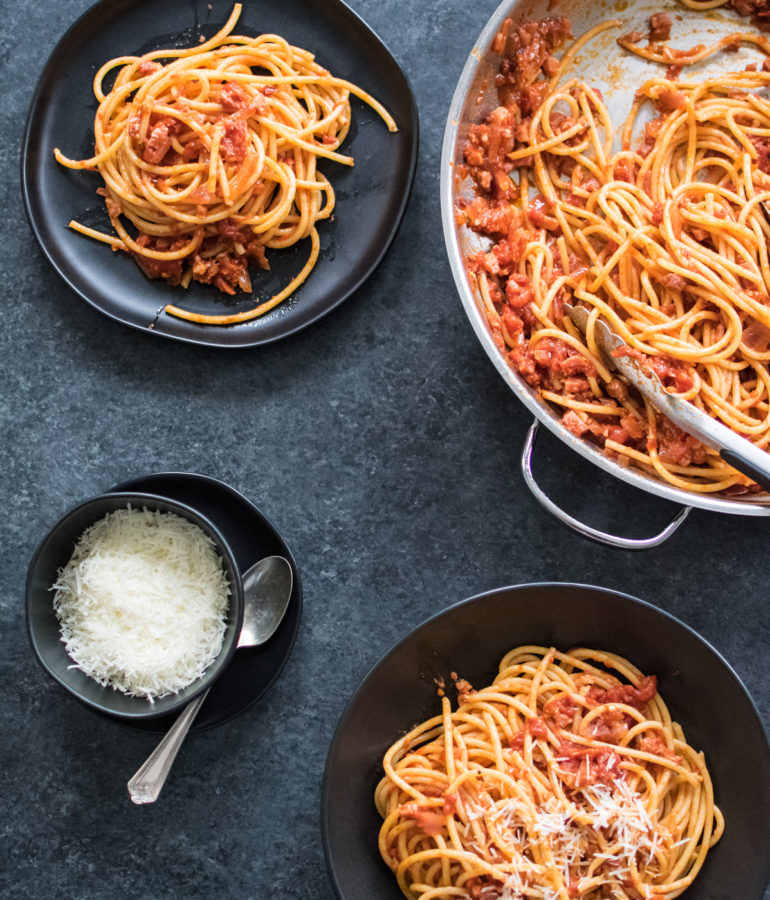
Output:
(127, 554), (293, 804)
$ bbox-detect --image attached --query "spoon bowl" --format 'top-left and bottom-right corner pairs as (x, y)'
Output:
(238, 555), (294, 648)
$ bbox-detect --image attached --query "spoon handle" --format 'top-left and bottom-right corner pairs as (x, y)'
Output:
(127, 688), (210, 804)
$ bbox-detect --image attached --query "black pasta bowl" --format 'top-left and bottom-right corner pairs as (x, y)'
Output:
(26, 491), (244, 721)
(322, 583), (770, 899)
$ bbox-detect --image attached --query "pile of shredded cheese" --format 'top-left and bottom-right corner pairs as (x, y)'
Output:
(52, 506), (230, 700)
(480, 783), (678, 898)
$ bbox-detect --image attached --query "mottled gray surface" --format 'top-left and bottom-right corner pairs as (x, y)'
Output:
(2, 0), (769, 898)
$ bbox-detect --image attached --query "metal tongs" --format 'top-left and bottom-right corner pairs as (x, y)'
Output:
(563, 302), (770, 492)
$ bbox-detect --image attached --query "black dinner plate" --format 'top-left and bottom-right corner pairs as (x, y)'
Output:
(21, 0), (418, 348)
(322, 583), (770, 900)
(104, 472), (302, 731)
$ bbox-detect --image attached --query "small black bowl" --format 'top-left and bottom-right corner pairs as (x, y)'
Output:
(322, 583), (770, 900)
(26, 491), (244, 720)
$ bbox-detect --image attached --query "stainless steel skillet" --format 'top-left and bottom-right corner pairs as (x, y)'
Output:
(440, 0), (770, 548)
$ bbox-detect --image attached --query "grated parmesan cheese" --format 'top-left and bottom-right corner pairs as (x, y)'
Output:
(52, 506), (230, 700)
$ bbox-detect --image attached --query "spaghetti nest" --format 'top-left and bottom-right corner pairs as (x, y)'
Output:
(54, 3), (396, 325)
(461, 19), (770, 493)
(375, 646), (722, 900)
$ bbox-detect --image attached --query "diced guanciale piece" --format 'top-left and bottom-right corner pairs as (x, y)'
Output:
(129, 235), (186, 283)
(397, 803), (445, 836)
(648, 13), (673, 42)
(585, 674), (658, 710)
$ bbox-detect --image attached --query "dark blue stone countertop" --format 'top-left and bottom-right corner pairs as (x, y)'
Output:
(2, 1), (768, 898)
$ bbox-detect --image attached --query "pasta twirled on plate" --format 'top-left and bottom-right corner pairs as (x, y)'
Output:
(55, 3), (396, 325)
(376, 646), (722, 899)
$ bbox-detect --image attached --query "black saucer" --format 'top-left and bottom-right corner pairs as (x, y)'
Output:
(104, 472), (302, 732)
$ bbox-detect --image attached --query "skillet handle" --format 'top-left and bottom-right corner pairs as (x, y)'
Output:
(520, 421), (692, 550)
